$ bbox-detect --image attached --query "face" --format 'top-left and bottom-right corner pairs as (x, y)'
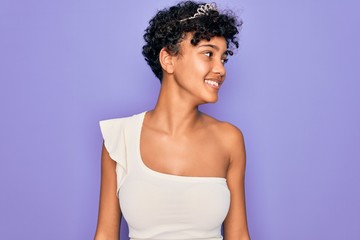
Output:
(171, 34), (229, 104)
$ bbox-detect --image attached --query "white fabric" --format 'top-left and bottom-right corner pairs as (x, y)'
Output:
(99, 112), (230, 240)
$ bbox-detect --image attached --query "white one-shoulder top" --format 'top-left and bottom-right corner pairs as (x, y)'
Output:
(99, 112), (230, 240)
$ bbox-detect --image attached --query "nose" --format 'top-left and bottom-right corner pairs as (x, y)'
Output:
(213, 60), (226, 79)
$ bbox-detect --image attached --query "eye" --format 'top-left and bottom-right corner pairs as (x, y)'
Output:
(221, 52), (229, 64)
(204, 51), (213, 57)
(221, 58), (229, 64)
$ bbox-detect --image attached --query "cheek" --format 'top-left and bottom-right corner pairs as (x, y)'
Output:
(191, 58), (210, 75)
(174, 55), (210, 80)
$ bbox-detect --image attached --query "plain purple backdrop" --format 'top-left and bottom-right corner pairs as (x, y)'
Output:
(1, 0), (359, 239)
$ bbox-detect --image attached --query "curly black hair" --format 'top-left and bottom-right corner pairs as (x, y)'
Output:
(142, 1), (242, 82)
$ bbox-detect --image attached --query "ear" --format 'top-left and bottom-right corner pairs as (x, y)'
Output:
(159, 48), (175, 74)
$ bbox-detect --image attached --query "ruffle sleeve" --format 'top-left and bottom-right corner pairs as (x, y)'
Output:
(99, 118), (128, 197)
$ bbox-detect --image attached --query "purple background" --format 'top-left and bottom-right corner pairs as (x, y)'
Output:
(1, 0), (359, 239)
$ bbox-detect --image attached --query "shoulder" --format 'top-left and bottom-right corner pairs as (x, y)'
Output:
(201, 113), (245, 162)
(202, 113), (244, 145)
(99, 111), (145, 129)
(217, 121), (245, 160)
(99, 111), (143, 124)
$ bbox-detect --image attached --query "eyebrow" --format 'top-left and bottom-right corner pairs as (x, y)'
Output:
(198, 44), (220, 50)
(198, 44), (229, 55)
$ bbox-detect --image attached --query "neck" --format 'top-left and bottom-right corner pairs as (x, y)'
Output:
(148, 79), (202, 135)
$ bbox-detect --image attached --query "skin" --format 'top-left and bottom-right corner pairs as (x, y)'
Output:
(94, 34), (250, 240)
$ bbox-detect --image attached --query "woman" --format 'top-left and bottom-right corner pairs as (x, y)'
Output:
(95, 1), (250, 240)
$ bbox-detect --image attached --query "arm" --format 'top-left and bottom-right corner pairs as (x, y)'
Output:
(223, 128), (251, 240)
(94, 143), (121, 240)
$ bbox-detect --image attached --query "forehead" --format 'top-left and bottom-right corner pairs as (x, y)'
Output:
(180, 34), (227, 52)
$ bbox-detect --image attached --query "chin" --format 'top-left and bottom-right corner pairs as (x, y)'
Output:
(204, 95), (219, 104)
(197, 92), (219, 104)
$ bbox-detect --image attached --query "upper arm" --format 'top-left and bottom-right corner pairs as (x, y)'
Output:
(223, 126), (250, 240)
(94, 143), (121, 240)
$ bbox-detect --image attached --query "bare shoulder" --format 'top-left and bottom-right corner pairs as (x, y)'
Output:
(201, 113), (245, 164)
(201, 113), (244, 147)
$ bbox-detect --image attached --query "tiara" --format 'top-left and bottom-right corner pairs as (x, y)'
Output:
(179, 3), (218, 22)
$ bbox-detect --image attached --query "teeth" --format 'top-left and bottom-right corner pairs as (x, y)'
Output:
(205, 80), (219, 87)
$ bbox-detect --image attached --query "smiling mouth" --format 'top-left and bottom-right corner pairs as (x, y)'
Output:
(204, 79), (222, 89)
